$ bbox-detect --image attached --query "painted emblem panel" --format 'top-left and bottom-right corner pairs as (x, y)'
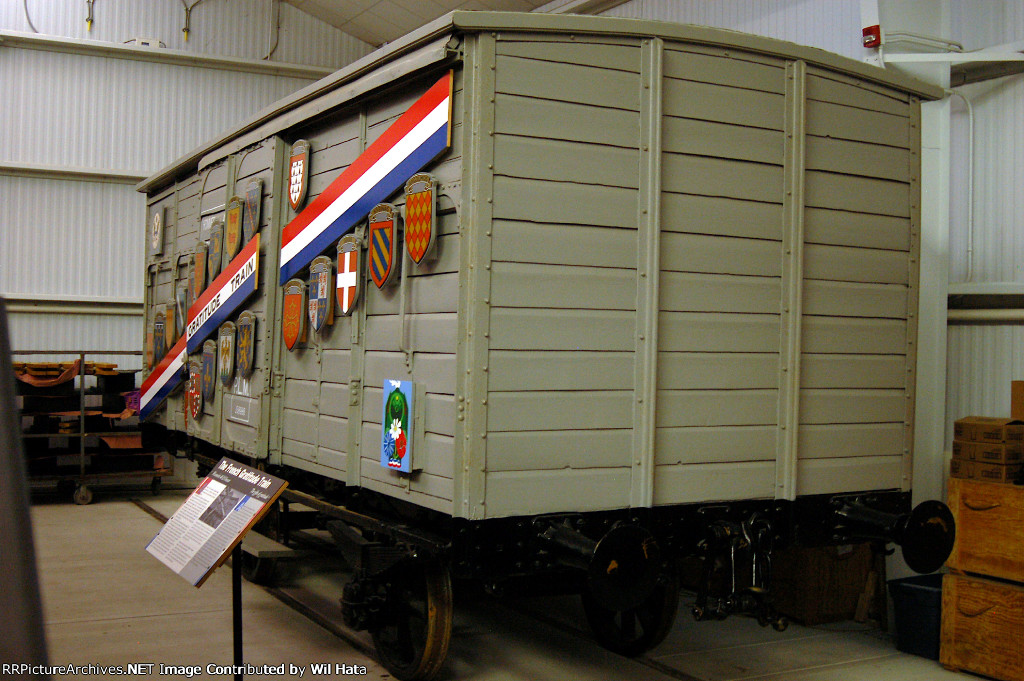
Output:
(336, 234), (361, 316)
(308, 256), (334, 332)
(282, 279), (307, 351)
(288, 140), (310, 211)
(236, 311), (256, 379)
(191, 242), (208, 302)
(149, 208), (164, 256)
(218, 322), (235, 386)
(201, 339), (217, 402)
(224, 196), (243, 261)
(404, 173), (437, 264)
(243, 179), (262, 244)
(153, 310), (167, 364)
(187, 357), (203, 420)
(381, 380), (414, 473)
(207, 218), (224, 283)
(368, 203), (400, 289)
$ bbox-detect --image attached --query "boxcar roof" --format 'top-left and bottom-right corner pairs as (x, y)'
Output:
(137, 10), (944, 195)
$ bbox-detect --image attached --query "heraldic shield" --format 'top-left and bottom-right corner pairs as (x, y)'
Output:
(187, 358), (203, 420)
(191, 241), (207, 302)
(243, 179), (262, 244)
(175, 283), (188, 337)
(153, 309), (167, 363)
(150, 209), (163, 256)
(282, 279), (307, 351)
(201, 339), (217, 402)
(224, 196), (243, 262)
(336, 234), (361, 316)
(236, 311), (256, 378)
(369, 203), (400, 289)
(308, 256), (334, 332)
(288, 140), (310, 211)
(404, 173), (437, 264)
(207, 218), (224, 283)
(219, 321), (235, 386)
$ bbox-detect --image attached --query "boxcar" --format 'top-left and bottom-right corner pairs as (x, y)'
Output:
(139, 12), (953, 680)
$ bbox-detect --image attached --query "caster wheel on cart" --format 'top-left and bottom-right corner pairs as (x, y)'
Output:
(582, 570), (679, 657)
(370, 559), (453, 681)
(73, 485), (93, 506)
(151, 477), (162, 496)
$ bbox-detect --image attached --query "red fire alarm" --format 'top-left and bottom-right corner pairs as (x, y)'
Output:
(863, 24), (881, 48)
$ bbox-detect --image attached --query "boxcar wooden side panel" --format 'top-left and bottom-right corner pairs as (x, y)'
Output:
(795, 67), (917, 496)
(482, 34), (642, 517)
(653, 43), (786, 504)
(272, 70), (466, 514)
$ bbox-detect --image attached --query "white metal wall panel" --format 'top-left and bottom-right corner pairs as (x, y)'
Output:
(947, 80), (1024, 283)
(944, 4), (1024, 441)
(946, 325), (1023, 445)
(1, 48), (313, 172)
(602, 0), (867, 60)
(1, 0), (370, 68)
(6, 312), (143, 370)
(0, 176), (143, 298)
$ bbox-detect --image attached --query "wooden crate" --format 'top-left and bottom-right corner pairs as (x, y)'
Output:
(947, 477), (1024, 582)
(941, 573), (1024, 680)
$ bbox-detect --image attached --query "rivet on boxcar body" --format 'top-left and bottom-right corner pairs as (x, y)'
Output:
(482, 399), (487, 405)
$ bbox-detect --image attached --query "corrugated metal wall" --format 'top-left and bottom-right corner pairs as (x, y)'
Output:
(1, 1), (371, 366)
(946, 2), (1024, 439)
(1, 48), (313, 171)
(0, 0), (369, 68)
(603, 0), (867, 60)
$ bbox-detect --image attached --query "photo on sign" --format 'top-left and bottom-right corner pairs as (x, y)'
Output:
(198, 487), (245, 530)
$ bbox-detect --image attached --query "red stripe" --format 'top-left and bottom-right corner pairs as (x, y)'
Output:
(188, 234), (260, 322)
(280, 72), (451, 249)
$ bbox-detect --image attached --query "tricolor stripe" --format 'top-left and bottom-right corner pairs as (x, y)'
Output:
(186, 235), (260, 353)
(140, 337), (187, 420)
(139, 234), (261, 419)
(279, 71), (452, 284)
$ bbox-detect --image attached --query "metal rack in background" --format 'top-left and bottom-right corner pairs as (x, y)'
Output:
(12, 349), (172, 504)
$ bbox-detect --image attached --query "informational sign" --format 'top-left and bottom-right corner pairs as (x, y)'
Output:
(146, 457), (287, 587)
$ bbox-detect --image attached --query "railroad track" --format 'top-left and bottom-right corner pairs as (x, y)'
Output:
(131, 497), (702, 681)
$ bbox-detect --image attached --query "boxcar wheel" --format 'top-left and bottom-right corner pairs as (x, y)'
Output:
(371, 558), (453, 681)
(582, 570), (679, 657)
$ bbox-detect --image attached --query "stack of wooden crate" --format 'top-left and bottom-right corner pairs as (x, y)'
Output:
(951, 417), (1023, 483)
(941, 477), (1024, 680)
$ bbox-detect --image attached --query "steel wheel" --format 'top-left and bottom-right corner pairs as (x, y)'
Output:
(582, 569), (679, 657)
(371, 558), (453, 681)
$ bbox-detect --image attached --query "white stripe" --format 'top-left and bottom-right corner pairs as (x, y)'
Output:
(281, 98), (449, 268)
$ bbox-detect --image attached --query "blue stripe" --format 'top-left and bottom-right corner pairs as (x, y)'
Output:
(278, 124), (448, 284)
(186, 277), (257, 353)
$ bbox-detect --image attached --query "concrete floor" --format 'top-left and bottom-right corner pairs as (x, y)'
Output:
(28, 487), (977, 681)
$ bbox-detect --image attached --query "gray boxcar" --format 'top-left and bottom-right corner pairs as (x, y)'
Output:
(139, 12), (952, 680)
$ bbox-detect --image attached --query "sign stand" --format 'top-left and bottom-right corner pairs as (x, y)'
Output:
(145, 457), (288, 680)
(233, 544), (243, 681)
